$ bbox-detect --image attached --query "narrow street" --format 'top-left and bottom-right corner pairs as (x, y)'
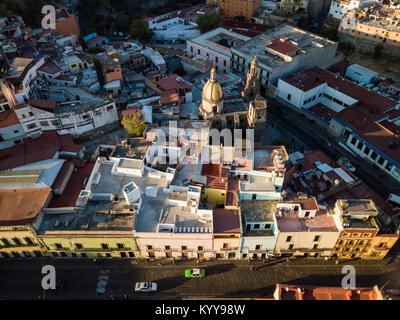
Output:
(0, 257), (399, 300)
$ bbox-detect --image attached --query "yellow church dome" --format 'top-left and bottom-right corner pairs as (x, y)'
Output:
(202, 68), (223, 103)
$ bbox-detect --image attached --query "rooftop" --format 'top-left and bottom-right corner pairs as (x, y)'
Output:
(38, 200), (135, 232)
(241, 199), (278, 222)
(189, 27), (250, 57)
(212, 209), (241, 234)
(0, 188), (51, 226)
(276, 208), (339, 233)
(232, 24), (337, 69)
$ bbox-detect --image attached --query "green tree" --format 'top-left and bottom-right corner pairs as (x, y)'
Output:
(129, 18), (154, 42)
(0, 4), (7, 17)
(121, 112), (148, 137)
(197, 12), (224, 34)
(116, 14), (130, 32)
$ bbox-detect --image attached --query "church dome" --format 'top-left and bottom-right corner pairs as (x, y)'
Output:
(202, 68), (223, 103)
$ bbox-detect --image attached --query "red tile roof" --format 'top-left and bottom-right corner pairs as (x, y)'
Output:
(157, 74), (191, 91)
(285, 67), (397, 112)
(0, 188), (51, 226)
(276, 284), (383, 300)
(212, 208), (240, 234)
(38, 61), (61, 74)
(308, 103), (337, 122)
(201, 163), (222, 177)
(48, 162), (94, 208)
(28, 99), (56, 111)
(0, 109), (21, 128)
(267, 38), (299, 55)
(0, 131), (83, 171)
(121, 107), (140, 118)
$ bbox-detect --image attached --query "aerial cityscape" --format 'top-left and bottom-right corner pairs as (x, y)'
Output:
(0, 0), (400, 304)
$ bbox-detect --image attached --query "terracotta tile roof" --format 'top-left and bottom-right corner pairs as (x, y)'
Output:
(276, 284), (383, 300)
(28, 99), (56, 111)
(38, 61), (61, 74)
(201, 163), (222, 177)
(157, 74), (191, 91)
(160, 90), (180, 104)
(267, 38), (299, 55)
(56, 15), (80, 36)
(308, 103), (337, 122)
(206, 176), (227, 190)
(121, 107), (141, 118)
(48, 162), (94, 208)
(212, 208), (240, 234)
(284, 67), (397, 112)
(0, 109), (20, 128)
(0, 188), (51, 226)
(0, 131), (83, 171)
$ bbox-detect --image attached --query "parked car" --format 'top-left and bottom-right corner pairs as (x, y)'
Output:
(338, 156), (356, 172)
(185, 268), (205, 278)
(135, 281), (157, 292)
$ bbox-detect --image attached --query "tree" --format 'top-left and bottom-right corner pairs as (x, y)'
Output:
(129, 19), (154, 42)
(197, 12), (224, 34)
(116, 14), (130, 32)
(121, 112), (148, 137)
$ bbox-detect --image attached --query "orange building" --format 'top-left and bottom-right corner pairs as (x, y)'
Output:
(207, 0), (262, 20)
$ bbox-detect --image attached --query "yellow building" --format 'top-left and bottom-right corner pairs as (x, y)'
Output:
(37, 202), (139, 259)
(363, 232), (399, 260)
(0, 188), (51, 259)
(207, 0), (262, 20)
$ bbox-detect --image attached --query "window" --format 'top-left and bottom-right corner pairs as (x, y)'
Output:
(288, 244), (294, 250)
(197, 49), (200, 55)
(13, 130), (18, 134)
(359, 240), (365, 245)
(182, 246), (187, 251)
(254, 224), (260, 229)
(287, 93), (291, 101)
(29, 112), (34, 117)
(215, 56), (218, 63)
(362, 233), (370, 237)
(286, 236), (292, 242)
(252, 194), (257, 200)
(350, 137), (357, 145)
(27, 123), (37, 130)
(39, 121), (49, 127)
(12, 238), (22, 246)
(52, 252), (59, 257)
(338, 240), (344, 245)
(165, 245), (171, 250)
(370, 152), (378, 160)
(356, 141), (363, 150)
(190, 46), (193, 53)
(117, 243), (125, 249)
(198, 246), (203, 251)
(75, 243), (83, 250)
(314, 235), (321, 242)
(223, 243), (229, 249)
(51, 120), (61, 126)
(304, 211), (310, 217)
(120, 252), (127, 258)
(363, 146), (371, 155)
(101, 243), (109, 250)
(81, 253), (87, 258)
(313, 244), (319, 249)
(352, 233), (360, 237)
(377, 157), (385, 165)
(55, 243), (63, 249)
(255, 245), (261, 250)
(129, 252), (135, 257)
(1, 238), (10, 246)
(265, 224), (271, 229)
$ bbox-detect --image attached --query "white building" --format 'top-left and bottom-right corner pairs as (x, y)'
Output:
(187, 28), (250, 74)
(14, 98), (119, 138)
(231, 24), (339, 96)
(0, 109), (26, 149)
(329, 0), (378, 19)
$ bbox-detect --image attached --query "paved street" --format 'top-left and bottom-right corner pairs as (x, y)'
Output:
(0, 257), (399, 300)
(268, 99), (400, 200)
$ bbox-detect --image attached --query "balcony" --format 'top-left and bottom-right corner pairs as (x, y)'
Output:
(220, 247), (239, 251)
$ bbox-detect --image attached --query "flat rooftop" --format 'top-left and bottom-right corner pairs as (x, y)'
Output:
(276, 209), (339, 233)
(38, 201), (135, 232)
(232, 24), (337, 69)
(189, 27), (250, 56)
(336, 199), (379, 216)
(241, 199), (278, 222)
